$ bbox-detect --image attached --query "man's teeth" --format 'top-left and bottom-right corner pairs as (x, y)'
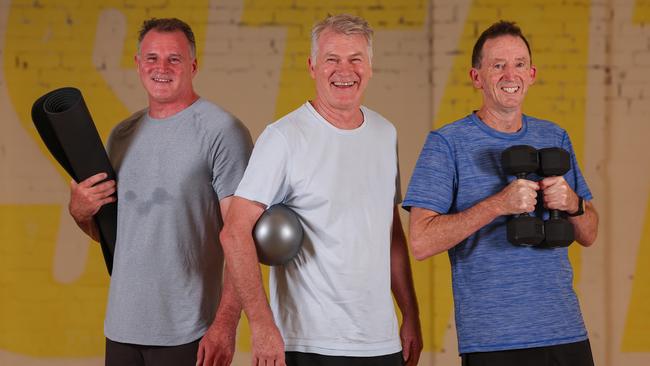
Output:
(153, 77), (172, 83)
(333, 81), (355, 86)
(502, 86), (519, 93)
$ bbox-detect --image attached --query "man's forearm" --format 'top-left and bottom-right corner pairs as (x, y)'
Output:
(220, 225), (276, 327)
(409, 196), (502, 260)
(569, 200), (598, 247)
(212, 265), (242, 329)
(390, 209), (419, 318)
(73, 217), (101, 243)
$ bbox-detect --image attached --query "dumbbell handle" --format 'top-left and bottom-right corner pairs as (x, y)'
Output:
(549, 208), (562, 220)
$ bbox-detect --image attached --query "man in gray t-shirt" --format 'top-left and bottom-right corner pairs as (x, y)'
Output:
(68, 18), (251, 366)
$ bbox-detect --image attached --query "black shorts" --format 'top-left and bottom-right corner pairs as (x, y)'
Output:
(461, 339), (594, 366)
(286, 351), (404, 366)
(105, 337), (200, 366)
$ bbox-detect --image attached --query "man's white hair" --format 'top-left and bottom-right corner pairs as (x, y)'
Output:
(310, 14), (374, 63)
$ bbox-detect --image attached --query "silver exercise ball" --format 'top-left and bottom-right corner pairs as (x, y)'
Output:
(253, 204), (304, 266)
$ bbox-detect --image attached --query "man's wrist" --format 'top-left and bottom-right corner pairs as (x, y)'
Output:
(568, 196), (584, 217)
(483, 194), (505, 218)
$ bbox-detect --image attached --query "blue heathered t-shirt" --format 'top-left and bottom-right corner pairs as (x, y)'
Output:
(403, 113), (593, 354)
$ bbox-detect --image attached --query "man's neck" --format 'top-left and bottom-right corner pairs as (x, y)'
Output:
(310, 100), (364, 130)
(476, 107), (523, 133)
(148, 93), (199, 119)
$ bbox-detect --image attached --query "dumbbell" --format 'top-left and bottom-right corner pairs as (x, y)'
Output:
(538, 147), (575, 248)
(501, 145), (545, 246)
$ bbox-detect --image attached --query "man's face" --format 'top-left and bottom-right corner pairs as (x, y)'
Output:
(135, 30), (197, 105)
(470, 35), (536, 112)
(309, 29), (373, 112)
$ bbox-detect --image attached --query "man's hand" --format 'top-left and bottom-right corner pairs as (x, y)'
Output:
(540, 176), (579, 213)
(250, 320), (286, 366)
(494, 178), (540, 215)
(400, 315), (423, 366)
(69, 172), (116, 222)
(196, 320), (236, 366)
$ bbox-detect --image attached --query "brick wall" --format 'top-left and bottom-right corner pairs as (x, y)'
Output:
(1, 0), (649, 365)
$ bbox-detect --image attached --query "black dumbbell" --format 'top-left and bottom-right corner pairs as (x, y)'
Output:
(501, 145), (545, 246)
(538, 147), (575, 248)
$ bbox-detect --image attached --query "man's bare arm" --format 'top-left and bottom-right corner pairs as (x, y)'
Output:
(219, 196), (285, 365)
(409, 178), (539, 260)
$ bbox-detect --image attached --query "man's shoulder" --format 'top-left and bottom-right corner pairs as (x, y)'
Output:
(274, 103), (310, 123)
(192, 99), (238, 124)
(192, 98), (228, 116)
(419, 115), (475, 146)
(190, 98), (250, 136)
(111, 108), (147, 138)
(435, 114), (475, 135)
(262, 103), (311, 135)
(525, 114), (566, 133)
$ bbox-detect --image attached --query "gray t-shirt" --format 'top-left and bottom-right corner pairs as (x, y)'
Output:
(104, 98), (252, 345)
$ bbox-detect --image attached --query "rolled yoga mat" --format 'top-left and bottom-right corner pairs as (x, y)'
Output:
(31, 87), (117, 275)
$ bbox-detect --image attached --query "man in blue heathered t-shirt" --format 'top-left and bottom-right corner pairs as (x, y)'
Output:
(402, 20), (599, 366)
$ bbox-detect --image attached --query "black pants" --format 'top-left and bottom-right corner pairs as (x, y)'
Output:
(105, 337), (200, 366)
(461, 339), (594, 366)
(286, 351), (404, 366)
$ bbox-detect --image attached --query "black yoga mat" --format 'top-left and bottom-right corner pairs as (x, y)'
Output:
(31, 87), (117, 275)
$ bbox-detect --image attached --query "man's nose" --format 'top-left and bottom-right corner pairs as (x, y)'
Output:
(503, 65), (516, 79)
(335, 60), (353, 73)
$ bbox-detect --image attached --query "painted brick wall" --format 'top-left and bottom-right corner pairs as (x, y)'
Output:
(1, 0), (649, 365)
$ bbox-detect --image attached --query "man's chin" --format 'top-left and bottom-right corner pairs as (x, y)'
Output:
(333, 96), (363, 108)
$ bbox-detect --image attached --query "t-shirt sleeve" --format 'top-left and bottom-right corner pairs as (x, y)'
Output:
(394, 140), (403, 205)
(235, 126), (291, 207)
(402, 132), (456, 213)
(105, 126), (118, 166)
(561, 131), (593, 201)
(211, 118), (254, 201)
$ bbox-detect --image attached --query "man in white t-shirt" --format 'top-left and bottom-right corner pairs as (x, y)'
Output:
(220, 14), (422, 366)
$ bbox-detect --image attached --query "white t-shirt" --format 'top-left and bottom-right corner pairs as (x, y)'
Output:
(236, 102), (402, 356)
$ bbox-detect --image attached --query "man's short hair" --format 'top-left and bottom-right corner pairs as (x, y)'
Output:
(137, 18), (196, 58)
(310, 14), (374, 63)
(471, 20), (532, 68)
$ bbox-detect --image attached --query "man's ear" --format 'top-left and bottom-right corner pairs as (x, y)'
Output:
(529, 64), (537, 85)
(308, 57), (316, 80)
(469, 68), (482, 89)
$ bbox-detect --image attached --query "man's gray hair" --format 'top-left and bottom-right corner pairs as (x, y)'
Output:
(310, 14), (374, 63)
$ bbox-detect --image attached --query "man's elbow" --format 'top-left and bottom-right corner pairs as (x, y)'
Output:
(409, 236), (433, 261)
(577, 231), (598, 248)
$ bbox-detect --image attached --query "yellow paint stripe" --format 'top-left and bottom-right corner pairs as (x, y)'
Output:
(0, 205), (108, 356)
(634, 0), (650, 24)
